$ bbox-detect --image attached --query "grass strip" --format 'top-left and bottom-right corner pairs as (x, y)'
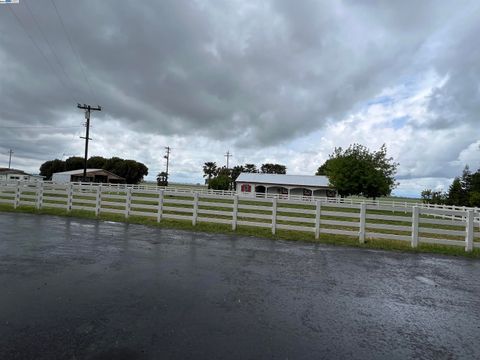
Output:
(1, 203), (479, 258)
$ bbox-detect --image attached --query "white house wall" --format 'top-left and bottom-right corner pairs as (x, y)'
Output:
(236, 181), (333, 198)
(51, 173), (71, 184)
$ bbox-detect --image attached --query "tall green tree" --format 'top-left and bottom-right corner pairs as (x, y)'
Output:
(39, 159), (66, 180)
(315, 163), (328, 176)
(65, 156), (85, 171)
(203, 162), (218, 187)
(87, 156), (107, 169)
(317, 144), (398, 199)
(39, 156), (148, 184)
(446, 178), (466, 205)
(230, 165), (244, 182)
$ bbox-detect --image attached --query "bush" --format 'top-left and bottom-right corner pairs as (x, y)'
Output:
(209, 175), (230, 190)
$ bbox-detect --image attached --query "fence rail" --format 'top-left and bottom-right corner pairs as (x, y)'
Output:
(4, 180), (478, 213)
(1, 181), (479, 252)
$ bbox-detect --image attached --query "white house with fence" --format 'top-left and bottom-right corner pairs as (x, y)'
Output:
(235, 173), (336, 198)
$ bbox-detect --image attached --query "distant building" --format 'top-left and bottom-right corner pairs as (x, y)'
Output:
(235, 173), (336, 197)
(52, 169), (125, 184)
(0, 168), (43, 182)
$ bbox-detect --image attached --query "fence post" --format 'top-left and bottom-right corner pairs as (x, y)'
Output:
(157, 190), (164, 223)
(271, 197), (277, 235)
(411, 206), (419, 248)
(465, 209), (474, 252)
(67, 183), (73, 212)
(36, 182), (44, 210)
(315, 200), (321, 239)
(125, 187), (132, 219)
(192, 193), (199, 226)
(95, 185), (102, 216)
(14, 181), (20, 209)
(232, 195), (238, 231)
(359, 202), (366, 244)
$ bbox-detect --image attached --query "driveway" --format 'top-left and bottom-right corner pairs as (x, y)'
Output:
(0, 213), (479, 359)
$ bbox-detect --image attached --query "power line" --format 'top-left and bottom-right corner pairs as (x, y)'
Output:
(7, 5), (76, 104)
(24, 0), (81, 100)
(0, 125), (83, 129)
(50, 0), (97, 101)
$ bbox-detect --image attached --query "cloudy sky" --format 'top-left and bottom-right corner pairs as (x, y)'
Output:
(1, 0), (479, 197)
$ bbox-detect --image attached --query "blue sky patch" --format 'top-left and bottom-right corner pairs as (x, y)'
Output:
(391, 116), (409, 129)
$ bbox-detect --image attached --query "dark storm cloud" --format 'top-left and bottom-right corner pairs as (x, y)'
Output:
(425, 12), (480, 130)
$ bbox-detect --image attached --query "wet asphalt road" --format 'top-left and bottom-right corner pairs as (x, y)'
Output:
(0, 213), (479, 360)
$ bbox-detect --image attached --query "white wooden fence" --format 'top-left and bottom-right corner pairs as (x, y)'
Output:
(13, 180), (480, 214)
(0, 182), (479, 252)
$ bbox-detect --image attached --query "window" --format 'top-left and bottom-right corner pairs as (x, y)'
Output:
(303, 189), (312, 196)
(241, 184), (251, 192)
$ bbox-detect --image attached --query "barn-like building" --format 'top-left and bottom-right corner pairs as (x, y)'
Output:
(0, 168), (43, 182)
(235, 173), (336, 198)
(52, 169), (125, 184)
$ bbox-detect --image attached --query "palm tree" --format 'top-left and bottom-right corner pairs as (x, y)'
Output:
(231, 165), (244, 182)
(203, 162), (218, 185)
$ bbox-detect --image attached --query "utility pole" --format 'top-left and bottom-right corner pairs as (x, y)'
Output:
(164, 146), (171, 184)
(77, 103), (101, 181)
(8, 149), (13, 169)
(225, 150), (232, 169)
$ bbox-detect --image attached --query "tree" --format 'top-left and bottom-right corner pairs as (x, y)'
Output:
(156, 171), (168, 186)
(318, 144), (398, 199)
(469, 191), (480, 207)
(87, 156), (107, 169)
(315, 163), (328, 176)
(119, 159), (149, 184)
(103, 157), (124, 174)
(39, 159), (66, 180)
(261, 163), (286, 174)
(446, 177), (468, 206)
(203, 162), (218, 186)
(39, 156), (148, 184)
(421, 189), (446, 205)
(244, 164), (258, 173)
(217, 166), (231, 178)
(230, 165), (244, 182)
(209, 175), (230, 190)
(65, 156), (85, 171)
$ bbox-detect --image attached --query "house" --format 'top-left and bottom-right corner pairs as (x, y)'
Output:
(0, 168), (44, 182)
(52, 168), (125, 184)
(235, 173), (336, 197)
